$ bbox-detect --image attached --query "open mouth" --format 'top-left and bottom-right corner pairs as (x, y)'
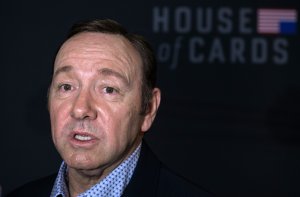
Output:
(69, 131), (98, 147)
(74, 134), (92, 141)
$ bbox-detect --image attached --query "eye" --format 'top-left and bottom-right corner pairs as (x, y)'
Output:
(104, 87), (117, 94)
(59, 84), (73, 92)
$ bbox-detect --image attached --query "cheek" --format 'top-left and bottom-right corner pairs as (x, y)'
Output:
(109, 107), (141, 142)
(49, 100), (71, 139)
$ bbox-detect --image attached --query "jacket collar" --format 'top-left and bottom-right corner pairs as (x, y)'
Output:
(122, 140), (161, 197)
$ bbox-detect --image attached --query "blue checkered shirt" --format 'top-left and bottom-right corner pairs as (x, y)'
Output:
(50, 143), (141, 197)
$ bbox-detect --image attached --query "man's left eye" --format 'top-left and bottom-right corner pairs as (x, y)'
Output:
(104, 87), (116, 94)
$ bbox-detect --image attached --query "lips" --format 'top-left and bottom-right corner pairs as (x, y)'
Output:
(69, 131), (98, 147)
(74, 134), (92, 141)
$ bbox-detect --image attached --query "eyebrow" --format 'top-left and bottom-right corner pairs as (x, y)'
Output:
(52, 66), (131, 87)
(53, 65), (73, 77)
(98, 68), (131, 87)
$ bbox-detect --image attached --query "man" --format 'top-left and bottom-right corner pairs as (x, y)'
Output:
(8, 19), (213, 197)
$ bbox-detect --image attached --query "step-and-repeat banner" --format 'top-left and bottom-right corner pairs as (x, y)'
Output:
(0, 1), (299, 196)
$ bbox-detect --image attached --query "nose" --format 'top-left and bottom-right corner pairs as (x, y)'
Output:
(71, 89), (97, 120)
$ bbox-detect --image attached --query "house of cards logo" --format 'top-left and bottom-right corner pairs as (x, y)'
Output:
(152, 6), (298, 70)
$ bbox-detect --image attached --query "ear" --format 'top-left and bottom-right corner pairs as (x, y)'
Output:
(141, 88), (161, 132)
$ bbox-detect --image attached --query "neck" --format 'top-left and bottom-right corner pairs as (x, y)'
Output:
(67, 168), (104, 197)
(67, 138), (142, 197)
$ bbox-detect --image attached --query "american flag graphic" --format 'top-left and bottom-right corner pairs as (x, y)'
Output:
(257, 9), (298, 34)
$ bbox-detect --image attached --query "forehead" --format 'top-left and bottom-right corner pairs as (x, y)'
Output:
(54, 32), (142, 76)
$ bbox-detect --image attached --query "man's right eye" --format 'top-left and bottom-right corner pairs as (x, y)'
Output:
(59, 84), (72, 92)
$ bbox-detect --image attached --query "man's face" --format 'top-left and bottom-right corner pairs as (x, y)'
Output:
(48, 32), (157, 172)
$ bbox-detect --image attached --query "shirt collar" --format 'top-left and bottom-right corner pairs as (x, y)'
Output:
(50, 162), (69, 197)
(51, 143), (141, 197)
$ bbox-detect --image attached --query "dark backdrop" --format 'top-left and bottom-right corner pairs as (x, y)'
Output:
(0, 0), (299, 196)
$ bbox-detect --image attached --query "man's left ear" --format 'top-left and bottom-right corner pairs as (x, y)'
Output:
(141, 88), (161, 132)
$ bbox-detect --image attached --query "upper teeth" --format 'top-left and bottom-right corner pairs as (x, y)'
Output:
(75, 134), (92, 141)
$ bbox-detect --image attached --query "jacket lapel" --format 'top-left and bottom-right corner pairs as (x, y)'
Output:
(122, 141), (161, 197)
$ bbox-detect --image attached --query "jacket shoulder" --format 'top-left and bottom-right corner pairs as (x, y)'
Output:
(123, 141), (215, 197)
(7, 174), (57, 197)
(157, 165), (214, 197)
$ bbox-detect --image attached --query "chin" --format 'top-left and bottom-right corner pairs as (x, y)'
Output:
(65, 153), (96, 169)
(70, 161), (99, 171)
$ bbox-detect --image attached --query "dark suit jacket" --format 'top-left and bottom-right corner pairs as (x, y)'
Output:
(7, 142), (214, 197)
